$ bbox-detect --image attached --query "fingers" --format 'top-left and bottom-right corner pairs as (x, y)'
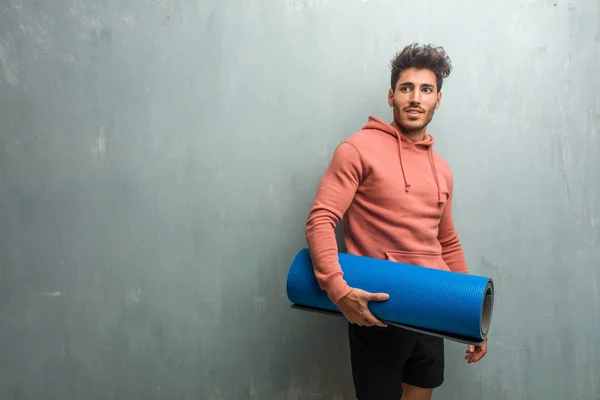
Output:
(366, 314), (387, 327)
(465, 344), (487, 363)
(351, 314), (386, 327)
(340, 289), (389, 327)
(465, 350), (476, 362)
(355, 319), (386, 327)
(466, 351), (484, 363)
(367, 292), (390, 301)
(346, 310), (387, 327)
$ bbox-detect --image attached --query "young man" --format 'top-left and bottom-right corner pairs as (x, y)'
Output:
(305, 43), (487, 400)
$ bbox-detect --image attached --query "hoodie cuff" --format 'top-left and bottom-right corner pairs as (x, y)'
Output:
(323, 274), (353, 304)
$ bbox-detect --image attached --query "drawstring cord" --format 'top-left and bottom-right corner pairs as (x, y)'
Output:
(396, 137), (443, 206)
(397, 138), (410, 192)
(429, 147), (443, 206)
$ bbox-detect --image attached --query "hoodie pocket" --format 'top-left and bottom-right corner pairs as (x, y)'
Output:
(385, 250), (449, 271)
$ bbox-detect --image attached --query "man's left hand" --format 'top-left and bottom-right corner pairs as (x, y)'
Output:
(465, 338), (487, 363)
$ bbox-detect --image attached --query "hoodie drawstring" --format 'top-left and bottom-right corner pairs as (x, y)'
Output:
(363, 116), (443, 206)
(397, 139), (411, 192)
(428, 147), (443, 206)
(397, 139), (443, 206)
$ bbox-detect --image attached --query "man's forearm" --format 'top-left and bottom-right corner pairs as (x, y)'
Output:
(305, 141), (363, 303)
(305, 208), (353, 303)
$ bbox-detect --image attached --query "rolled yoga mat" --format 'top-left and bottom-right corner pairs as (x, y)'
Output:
(286, 248), (494, 345)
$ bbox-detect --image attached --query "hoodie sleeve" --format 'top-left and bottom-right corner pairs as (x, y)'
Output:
(437, 176), (469, 274)
(305, 141), (362, 303)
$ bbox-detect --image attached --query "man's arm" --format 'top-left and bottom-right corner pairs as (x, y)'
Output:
(304, 140), (397, 327)
(305, 141), (362, 303)
(437, 176), (469, 274)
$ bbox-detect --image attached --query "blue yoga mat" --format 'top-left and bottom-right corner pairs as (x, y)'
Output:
(286, 248), (494, 345)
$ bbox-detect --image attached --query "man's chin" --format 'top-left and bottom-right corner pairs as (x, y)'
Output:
(399, 121), (426, 132)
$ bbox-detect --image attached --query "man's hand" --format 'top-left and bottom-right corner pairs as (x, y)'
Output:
(336, 288), (389, 327)
(465, 338), (487, 363)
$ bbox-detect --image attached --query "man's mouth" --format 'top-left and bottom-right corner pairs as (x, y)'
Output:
(405, 108), (423, 116)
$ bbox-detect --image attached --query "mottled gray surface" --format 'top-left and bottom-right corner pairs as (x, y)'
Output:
(1, 0), (599, 399)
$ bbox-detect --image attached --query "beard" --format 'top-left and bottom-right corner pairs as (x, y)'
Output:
(392, 102), (436, 134)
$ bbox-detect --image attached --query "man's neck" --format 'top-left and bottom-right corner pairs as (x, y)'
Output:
(391, 121), (426, 143)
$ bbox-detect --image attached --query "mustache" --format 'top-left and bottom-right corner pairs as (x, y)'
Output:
(406, 101), (424, 108)
(403, 105), (425, 112)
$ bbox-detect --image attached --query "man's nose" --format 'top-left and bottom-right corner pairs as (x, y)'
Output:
(410, 90), (422, 103)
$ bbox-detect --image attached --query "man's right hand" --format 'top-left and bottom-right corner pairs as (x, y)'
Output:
(336, 288), (389, 327)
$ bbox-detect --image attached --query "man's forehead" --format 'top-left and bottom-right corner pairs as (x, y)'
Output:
(397, 68), (437, 86)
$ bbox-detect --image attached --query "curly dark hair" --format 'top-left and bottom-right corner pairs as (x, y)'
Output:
(390, 43), (452, 92)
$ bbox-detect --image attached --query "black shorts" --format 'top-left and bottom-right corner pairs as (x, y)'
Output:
(348, 323), (445, 400)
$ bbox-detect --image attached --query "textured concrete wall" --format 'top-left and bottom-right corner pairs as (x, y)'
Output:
(1, 0), (599, 398)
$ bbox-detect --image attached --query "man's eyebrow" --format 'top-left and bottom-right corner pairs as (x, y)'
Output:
(398, 82), (435, 87)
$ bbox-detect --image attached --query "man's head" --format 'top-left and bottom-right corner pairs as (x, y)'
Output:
(387, 43), (452, 138)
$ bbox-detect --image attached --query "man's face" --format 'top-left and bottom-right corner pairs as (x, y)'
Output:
(388, 68), (442, 134)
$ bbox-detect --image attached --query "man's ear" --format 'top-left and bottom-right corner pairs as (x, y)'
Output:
(388, 88), (394, 107)
(435, 91), (442, 110)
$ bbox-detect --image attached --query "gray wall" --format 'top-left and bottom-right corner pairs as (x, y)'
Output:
(1, 0), (599, 399)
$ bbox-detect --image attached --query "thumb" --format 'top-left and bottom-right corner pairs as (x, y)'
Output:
(368, 292), (390, 301)
(467, 345), (475, 353)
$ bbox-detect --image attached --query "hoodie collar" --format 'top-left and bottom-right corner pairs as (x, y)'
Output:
(363, 115), (435, 146)
(362, 116), (444, 206)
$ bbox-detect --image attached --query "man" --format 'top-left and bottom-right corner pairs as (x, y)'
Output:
(304, 43), (487, 400)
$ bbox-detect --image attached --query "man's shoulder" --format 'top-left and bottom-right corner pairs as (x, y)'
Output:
(341, 127), (393, 152)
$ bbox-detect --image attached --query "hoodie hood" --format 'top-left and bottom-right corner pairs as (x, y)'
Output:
(362, 116), (444, 206)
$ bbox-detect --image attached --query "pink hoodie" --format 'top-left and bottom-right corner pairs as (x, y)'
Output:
(305, 116), (469, 304)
